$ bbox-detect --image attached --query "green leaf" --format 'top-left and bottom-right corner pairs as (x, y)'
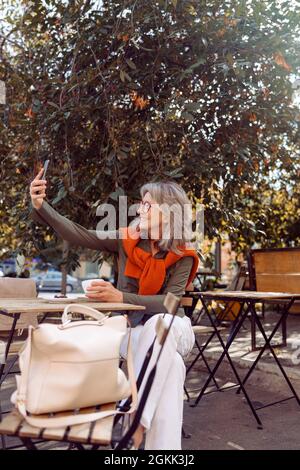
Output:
(125, 59), (136, 70)
(185, 102), (201, 112)
(47, 101), (60, 110)
(109, 187), (125, 201)
(181, 111), (194, 121)
(120, 70), (125, 82)
(117, 150), (128, 159)
(119, 70), (132, 82)
(123, 71), (132, 82)
(180, 58), (206, 81)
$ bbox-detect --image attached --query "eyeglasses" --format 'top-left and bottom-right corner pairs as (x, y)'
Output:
(138, 200), (152, 214)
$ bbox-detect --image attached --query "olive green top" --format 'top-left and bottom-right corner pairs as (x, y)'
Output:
(30, 201), (194, 327)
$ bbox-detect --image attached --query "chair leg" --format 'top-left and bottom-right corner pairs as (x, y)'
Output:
(282, 314), (287, 347)
(0, 385), (5, 449)
(0, 313), (21, 450)
(0, 399), (6, 450)
(0, 435), (6, 450)
(197, 343), (220, 390)
(0, 355), (19, 386)
(185, 334), (220, 402)
(20, 438), (38, 450)
(251, 309), (256, 351)
(184, 384), (190, 401)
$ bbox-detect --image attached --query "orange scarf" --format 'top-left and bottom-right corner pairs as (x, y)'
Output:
(120, 227), (199, 295)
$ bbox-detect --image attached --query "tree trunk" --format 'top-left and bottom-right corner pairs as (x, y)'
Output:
(61, 240), (69, 295)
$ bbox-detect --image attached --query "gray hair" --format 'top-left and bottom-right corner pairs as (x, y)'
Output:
(133, 180), (194, 254)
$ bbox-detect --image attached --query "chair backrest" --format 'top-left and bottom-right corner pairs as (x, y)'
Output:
(248, 247), (300, 313)
(211, 265), (247, 322)
(0, 278), (38, 331)
(225, 265), (247, 291)
(248, 248), (300, 293)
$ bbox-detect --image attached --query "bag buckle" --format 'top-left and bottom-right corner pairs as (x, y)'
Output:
(59, 319), (71, 329)
(98, 317), (109, 326)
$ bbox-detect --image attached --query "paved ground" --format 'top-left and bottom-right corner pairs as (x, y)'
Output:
(1, 306), (300, 450)
(183, 367), (300, 450)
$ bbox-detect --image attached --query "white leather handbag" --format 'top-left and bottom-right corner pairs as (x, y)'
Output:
(11, 304), (137, 428)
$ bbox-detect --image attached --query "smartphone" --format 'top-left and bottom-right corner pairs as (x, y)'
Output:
(42, 159), (50, 179)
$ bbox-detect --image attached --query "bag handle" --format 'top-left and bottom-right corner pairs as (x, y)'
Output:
(14, 307), (137, 428)
(62, 303), (107, 324)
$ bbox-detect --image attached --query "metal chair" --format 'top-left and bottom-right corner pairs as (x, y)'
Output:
(0, 278), (39, 449)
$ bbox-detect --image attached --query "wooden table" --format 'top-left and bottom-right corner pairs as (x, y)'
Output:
(0, 297), (145, 450)
(199, 290), (300, 301)
(189, 290), (300, 428)
(0, 296), (145, 314)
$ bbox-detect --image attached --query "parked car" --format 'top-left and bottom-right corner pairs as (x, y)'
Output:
(80, 273), (115, 287)
(82, 272), (101, 280)
(32, 271), (80, 293)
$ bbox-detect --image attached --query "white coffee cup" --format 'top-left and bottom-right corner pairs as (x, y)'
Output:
(82, 278), (106, 293)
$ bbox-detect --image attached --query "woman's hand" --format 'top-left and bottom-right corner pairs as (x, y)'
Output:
(30, 168), (47, 210)
(85, 280), (124, 303)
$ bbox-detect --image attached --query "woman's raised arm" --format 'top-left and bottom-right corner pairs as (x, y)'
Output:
(30, 169), (119, 253)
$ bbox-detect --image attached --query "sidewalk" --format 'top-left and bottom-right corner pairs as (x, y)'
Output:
(183, 374), (300, 450)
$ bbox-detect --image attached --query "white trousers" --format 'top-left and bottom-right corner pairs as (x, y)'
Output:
(120, 314), (195, 450)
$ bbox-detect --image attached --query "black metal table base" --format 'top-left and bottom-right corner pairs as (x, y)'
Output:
(0, 312), (21, 450)
(235, 299), (300, 410)
(190, 296), (300, 429)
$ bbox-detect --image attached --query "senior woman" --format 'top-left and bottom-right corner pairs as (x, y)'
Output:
(29, 169), (199, 450)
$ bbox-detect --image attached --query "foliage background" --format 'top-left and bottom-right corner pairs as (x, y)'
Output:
(0, 0), (299, 270)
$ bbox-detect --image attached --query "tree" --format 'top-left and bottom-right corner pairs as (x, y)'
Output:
(0, 0), (299, 268)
